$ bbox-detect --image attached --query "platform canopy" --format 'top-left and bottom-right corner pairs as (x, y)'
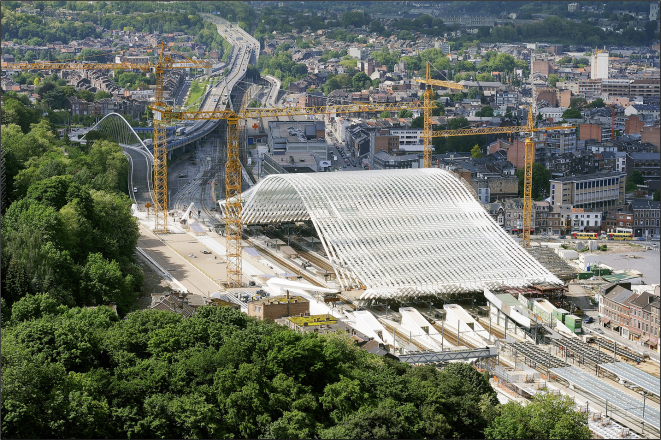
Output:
(238, 169), (561, 299)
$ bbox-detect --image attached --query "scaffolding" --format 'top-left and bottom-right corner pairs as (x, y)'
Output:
(527, 246), (578, 281)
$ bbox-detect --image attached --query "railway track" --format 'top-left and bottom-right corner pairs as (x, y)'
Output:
(244, 235), (327, 288)
(262, 229), (334, 271)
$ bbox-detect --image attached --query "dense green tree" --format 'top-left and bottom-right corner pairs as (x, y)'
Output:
(352, 72), (372, 92)
(587, 97), (605, 108)
(570, 97), (587, 109)
(562, 108), (582, 119)
(475, 106), (494, 117)
(548, 73), (559, 88)
(467, 87), (482, 99)
(1, 304), (507, 439)
(516, 162), (552, 200)
(95, 90), (112, 101)
(411, 115), (424, 129)
(77, 89), (95, 103)
(629, 170), (644, 186)
(471, 145), (484, 159)
(398, 109), (413, 118)
(0, 97), (40, 133)
(485, 393), (590, 439)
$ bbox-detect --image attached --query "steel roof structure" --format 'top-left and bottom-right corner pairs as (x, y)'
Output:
(550, 366), (660, 428)
(239, 169), (561, 299)
(599, 362), (660, 397)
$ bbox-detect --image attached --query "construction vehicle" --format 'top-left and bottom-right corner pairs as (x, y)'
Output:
(155, 101), (424, 288)
(2, 42), (212, 233)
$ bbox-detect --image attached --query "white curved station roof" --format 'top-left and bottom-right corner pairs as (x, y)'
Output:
(240, 169), (561, 299)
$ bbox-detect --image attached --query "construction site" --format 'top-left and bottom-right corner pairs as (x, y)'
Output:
(8, 30), (658, 438)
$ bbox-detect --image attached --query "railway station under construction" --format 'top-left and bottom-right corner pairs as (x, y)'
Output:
(229, 168), (562, 299)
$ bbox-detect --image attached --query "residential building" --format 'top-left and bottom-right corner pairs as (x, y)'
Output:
(625, 115), (646, 135)
(627, 291), (660, 349)
(578, 79), (602, 98)
(546, 150), (598, 178)
(496, 90), (519, 108)
(630, 78), (660, 98)
(599, 284), (634, 338)
(629, 200), (660, 238)
(537, 107), (566, 122)
(470, 176), (519, 203)
(570, 207), (602, 232)
(434, 41), (451, 54)
(372, 151), (419, 170)
(579, 123), (612, 143)
(298, 92), (324, 107)
(389, 128), (424, 153)
(624, 104), (660, 124)
(640, 125), (660, 150)
(544, 127), (578, 157)
(550, 172), (626, 210)
(531, 59), (554, 77)
(599, 283), (660, 347)
(601, 210), (633, 233)
(498, 198), (537, 234)
(628, 152), (660, 180)
(601, 79), (632, 97)
(534, 201), (552, 234)
(348, 47), (365, 60)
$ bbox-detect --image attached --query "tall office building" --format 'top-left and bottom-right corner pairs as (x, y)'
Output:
(590, 51), (609, 80)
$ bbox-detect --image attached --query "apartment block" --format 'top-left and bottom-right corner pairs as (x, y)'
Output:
(630, 78), (660, 98)
(550, 172), (626, 211)
(579, 123), (612, 143)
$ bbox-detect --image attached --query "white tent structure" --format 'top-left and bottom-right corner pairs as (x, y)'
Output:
(233, 169), (561, 299)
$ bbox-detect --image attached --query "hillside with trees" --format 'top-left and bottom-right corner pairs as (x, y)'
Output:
(1, 97), (142, 317)
(1, 304), (504, 439)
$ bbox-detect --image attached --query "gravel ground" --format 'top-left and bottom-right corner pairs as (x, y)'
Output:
(596, 251), (660, 285)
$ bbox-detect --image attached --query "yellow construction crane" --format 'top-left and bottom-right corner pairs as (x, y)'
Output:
(2, 42), (212, 233)
(413, 61), (464, 168)
(155, 101), (424, 288)
(427, 106), (575, 247)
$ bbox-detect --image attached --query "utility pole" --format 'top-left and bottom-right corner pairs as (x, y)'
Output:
(441, 317), (445, 351)
(457, 319), (461, 347)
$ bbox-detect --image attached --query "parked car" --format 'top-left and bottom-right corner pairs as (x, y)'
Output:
(201, 250), (211, 254)
(637, 237), (646, 241)
(584, 316), (594, 324)
(559, 235), (566, 239)
(133, 187), (138, 193)
(593, 328), (604, 334)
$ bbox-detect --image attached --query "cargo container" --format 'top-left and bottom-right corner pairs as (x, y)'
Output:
(565, 314), (582, 333)
(577, 271), (594, 280)
(553, 308), (569, 323)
